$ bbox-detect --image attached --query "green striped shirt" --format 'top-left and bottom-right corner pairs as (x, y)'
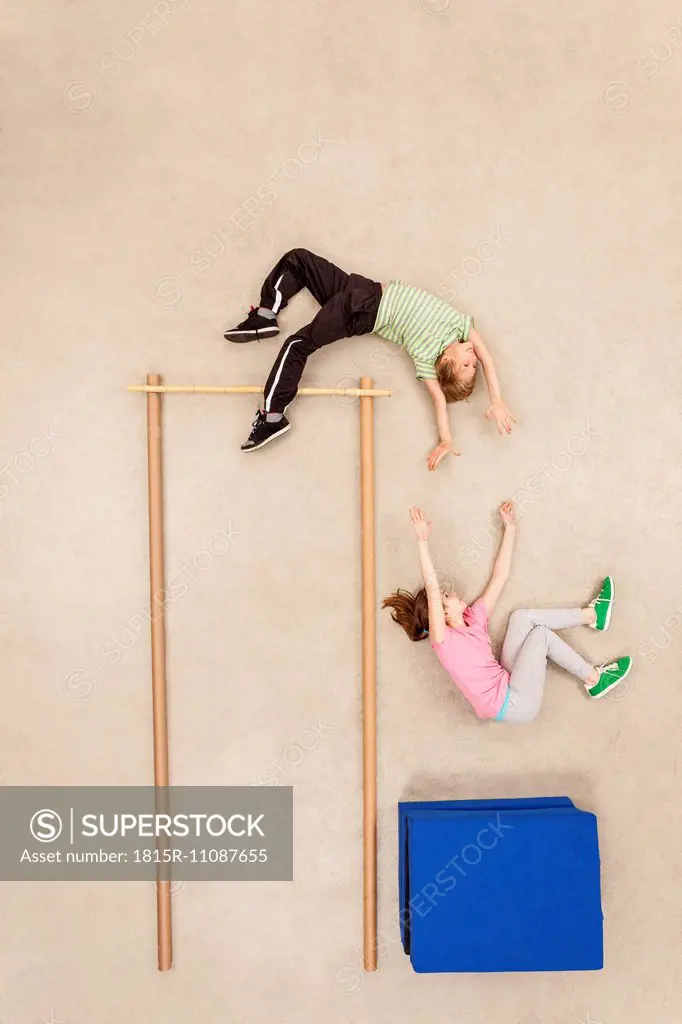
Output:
(373, 281), (473, 380)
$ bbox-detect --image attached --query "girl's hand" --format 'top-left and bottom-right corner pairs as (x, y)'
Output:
(485, 399), (516, 436)
(427, 441), (461, 471)
(409, 506), (432, 541)
(499, 500), (516, 527)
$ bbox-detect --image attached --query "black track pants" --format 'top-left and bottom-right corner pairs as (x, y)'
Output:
(257, 248), (382, 413)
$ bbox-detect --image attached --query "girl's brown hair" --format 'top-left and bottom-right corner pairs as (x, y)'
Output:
(382, 586), (430, 642)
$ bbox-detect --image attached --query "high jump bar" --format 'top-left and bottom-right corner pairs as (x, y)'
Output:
(134, 374), (389, 971)
(129, 383), (392, 397)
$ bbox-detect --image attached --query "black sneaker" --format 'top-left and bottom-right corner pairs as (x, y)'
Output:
(224, 306), (280, 343)
(241, 411), (291, 452)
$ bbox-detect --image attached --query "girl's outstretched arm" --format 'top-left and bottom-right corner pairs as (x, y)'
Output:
(409, 506), (447, 644)
(480, 501), (517, 614)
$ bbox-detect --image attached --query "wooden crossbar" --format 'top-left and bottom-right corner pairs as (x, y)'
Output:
(129, 384), (392, 397)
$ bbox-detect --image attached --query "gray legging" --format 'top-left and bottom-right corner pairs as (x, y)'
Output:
(500, 608), (594, 724)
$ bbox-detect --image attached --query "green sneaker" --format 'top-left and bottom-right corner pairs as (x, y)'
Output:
(589, 575), (614, 631)
(586, 656), (632, 699)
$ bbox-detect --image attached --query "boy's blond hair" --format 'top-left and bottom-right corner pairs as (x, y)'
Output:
(435, 353), (477, 403)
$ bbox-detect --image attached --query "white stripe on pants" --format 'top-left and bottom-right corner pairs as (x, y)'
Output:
(263, 337), (301, 411)
(500, 608), (594, 724)
(270, 274), (285, 314)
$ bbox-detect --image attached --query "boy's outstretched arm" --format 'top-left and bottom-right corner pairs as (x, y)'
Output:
(470, 327), (516, 436)
(424, 378), (461, 471)
(480, 501), (517, 614)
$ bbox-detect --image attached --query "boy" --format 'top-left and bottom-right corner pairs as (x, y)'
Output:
(224, 248), (515, 469)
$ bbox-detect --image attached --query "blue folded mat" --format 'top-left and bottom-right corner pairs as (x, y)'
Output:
(399, 797), (603, 973)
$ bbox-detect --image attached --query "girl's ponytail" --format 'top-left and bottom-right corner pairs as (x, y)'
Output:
(382, 587), (430, 642)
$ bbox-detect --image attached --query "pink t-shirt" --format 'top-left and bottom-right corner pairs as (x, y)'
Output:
(431, 599), (509, 719)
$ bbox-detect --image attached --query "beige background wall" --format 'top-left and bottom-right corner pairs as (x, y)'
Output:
(2, 0), (681, 1021)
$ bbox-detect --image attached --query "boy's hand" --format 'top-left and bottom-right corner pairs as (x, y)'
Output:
(485, 399), (516, 436)
(499, 500), (516, 527)
(409, 506), (432, 541)
(427, 441), (461, 471)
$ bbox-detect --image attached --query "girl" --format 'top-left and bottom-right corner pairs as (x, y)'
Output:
(383, 503), (632, 723)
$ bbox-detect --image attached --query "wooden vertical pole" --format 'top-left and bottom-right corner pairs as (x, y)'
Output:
(359, 375), (377, 971)
(146, 372), (173, 972)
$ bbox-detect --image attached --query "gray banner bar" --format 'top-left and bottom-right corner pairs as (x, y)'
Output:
(0, 787), (292, 881)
